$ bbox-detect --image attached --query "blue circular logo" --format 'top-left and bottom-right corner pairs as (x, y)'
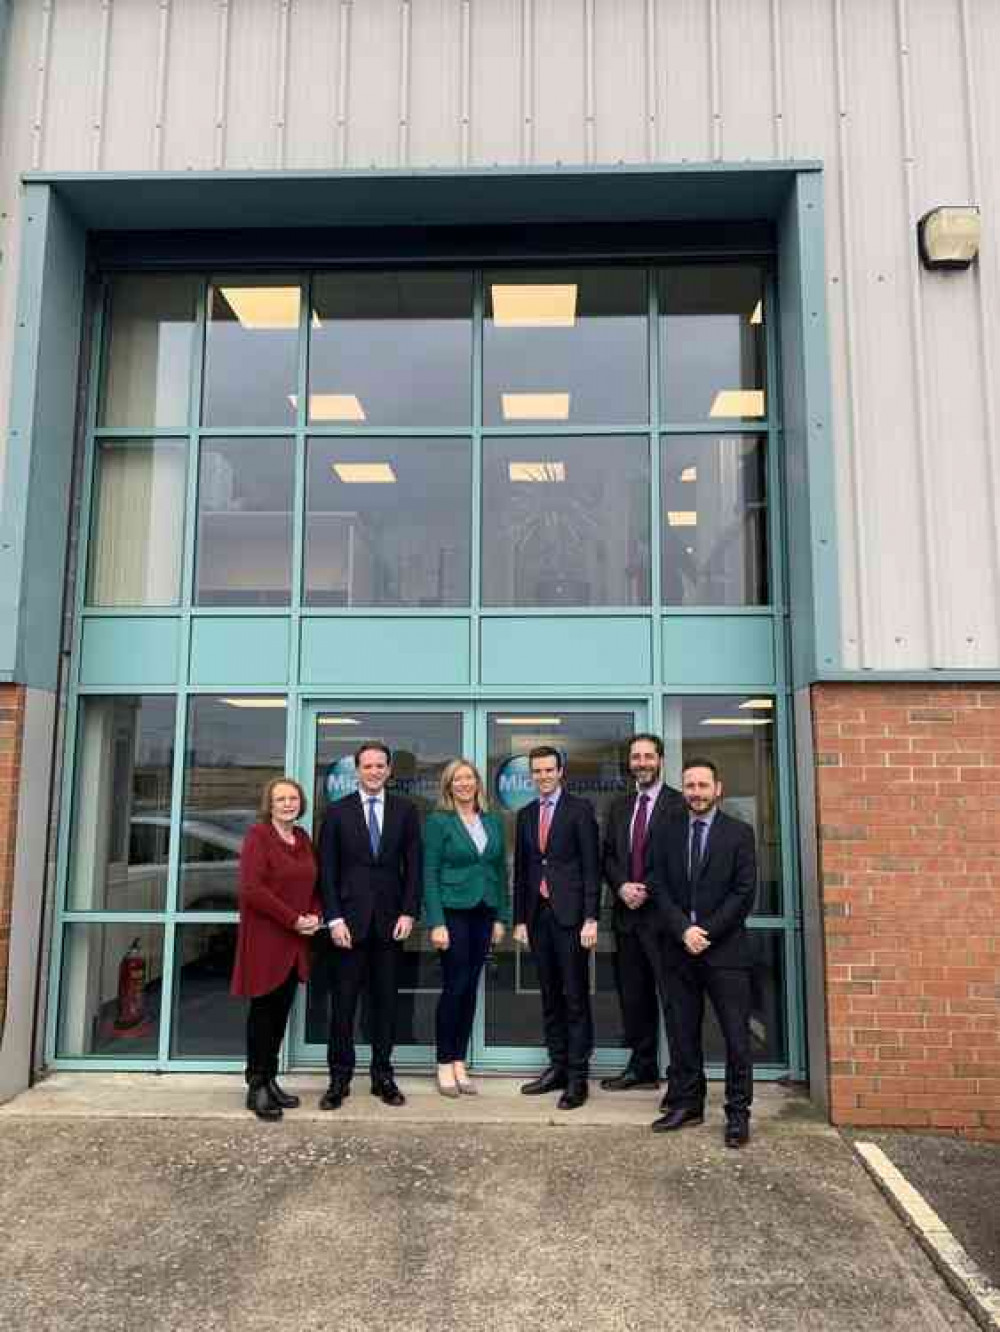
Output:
(494, 754), (537, 812)
(324, 755), (359, 802)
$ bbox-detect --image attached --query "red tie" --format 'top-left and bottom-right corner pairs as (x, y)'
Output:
(630, 793), (650, 883)
(539, 799), (553, 898)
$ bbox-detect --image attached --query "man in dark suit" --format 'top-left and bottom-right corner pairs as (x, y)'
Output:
(600, 733), (684, 1091)
(646, 757), (757, 1147)
(512, 745), (600, 1110)
(318, 741), (422, 1109)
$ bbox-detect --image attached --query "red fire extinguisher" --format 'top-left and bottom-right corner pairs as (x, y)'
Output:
(115, 937), (147, 1030)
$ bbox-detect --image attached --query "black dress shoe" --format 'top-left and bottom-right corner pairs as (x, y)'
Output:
(651, 1106), (705, 1133)
(557, 1081), (589, 1110)
(725, 1118), (750, 1149)
(520, 1067), (568, 1096)
(372, 1078), (406, 1107)
(246, 1080), (282, 1121)
(600, 1070), (660, 1092)
(267, 1079), (300, 1109)
(319, 1080), (350, 1111)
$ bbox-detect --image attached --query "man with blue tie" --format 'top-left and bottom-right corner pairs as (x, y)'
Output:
(318, 742), (422, 1110)
(512, 746), (600, 1110)
(646, 757), (757, 1147)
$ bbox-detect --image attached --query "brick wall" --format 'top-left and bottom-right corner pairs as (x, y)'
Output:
(813, 683), (1000, 1140)
(0, 685), (26, 1040)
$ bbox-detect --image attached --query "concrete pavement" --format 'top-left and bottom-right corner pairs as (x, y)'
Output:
(0, 1075), (979, 1332)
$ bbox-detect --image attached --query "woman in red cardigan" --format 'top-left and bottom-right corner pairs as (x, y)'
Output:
(231, 777), (321, 1120)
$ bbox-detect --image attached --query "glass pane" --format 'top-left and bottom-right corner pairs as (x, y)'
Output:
(56, 921), (164, 1057)
(483, 710), (634, 1053)
(67, 696), (176, 912)
(303, 709), (464, 1050)
(171, 923), (246, 1058)
(482, 436), (650, 607)
(659, 265), (766, 423)
(100, 274), (198, 428)
(664, 694), (781, 915)
(660, 434), (768, 606)
(304, 437), (471, 607)
(309, 271), (472, 427)
(701, 929), (787, 1066)
(179, 697), (287, 911)
(203, 276), (300, 427)
(86, 439), (187, 606)
(484, 268), (648, 426)
(195, 437), (294, 606)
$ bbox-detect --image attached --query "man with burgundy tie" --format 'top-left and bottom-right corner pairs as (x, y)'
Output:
(600, 733), (684, 1092)
(512, 746), (600, 1109)
(646, 757), (757, 1148)
(318, 741), (422, 1110)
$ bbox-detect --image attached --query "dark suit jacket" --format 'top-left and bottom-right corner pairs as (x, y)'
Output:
(513, 790), (600, 930)
(646, 808), (757, 968)
(602, 784), (684, 934)
(318, 791), (422, 942)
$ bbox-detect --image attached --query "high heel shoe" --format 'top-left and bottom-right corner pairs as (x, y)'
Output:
(453, 1063), (477, 1095)
(436, 1064), (461, 1098)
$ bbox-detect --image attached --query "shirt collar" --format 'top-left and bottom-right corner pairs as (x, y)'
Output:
(635, 780), (663, 805)
(688, 805), (718, 831)
(540, 786), (562, 808)
(360, 788), (385, 806)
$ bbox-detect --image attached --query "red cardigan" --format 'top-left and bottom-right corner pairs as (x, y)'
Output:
(230, 823), (321, 999)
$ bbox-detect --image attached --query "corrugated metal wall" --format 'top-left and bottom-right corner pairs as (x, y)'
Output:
(0, 0), (998, 672)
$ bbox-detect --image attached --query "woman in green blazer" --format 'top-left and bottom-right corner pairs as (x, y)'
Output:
(424, 758), (511, 1096)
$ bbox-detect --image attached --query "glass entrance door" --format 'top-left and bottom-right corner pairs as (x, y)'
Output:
(290, 704), (472, 1068)
(477, 704), (645, 1072)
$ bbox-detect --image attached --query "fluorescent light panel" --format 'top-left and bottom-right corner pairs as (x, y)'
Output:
(495, 717), (563, 726)
(667, 511), (698, 527)
(709, 389), (766, 418)
(700, 717), (773, 727)
(319, 717), (360, 726)
(739, 698), (774, 710)
(509, 461), (567, 483)
(218, 286), (300, 330)
(221, 698), (288, 709)
(332, 462), (397, 484)
(680, 466), (698, 483)
(492, 284), (577, 328)
(288, 393), (367, 422)
(502, 393), (571, 421)
(750, 300), (763, 325)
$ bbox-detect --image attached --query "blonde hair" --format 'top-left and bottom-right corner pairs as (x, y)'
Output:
(437, 758), (489, 813)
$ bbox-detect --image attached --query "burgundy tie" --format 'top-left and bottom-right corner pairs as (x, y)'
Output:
(539, 799), (553, 898)
(630, 793), (650, 882)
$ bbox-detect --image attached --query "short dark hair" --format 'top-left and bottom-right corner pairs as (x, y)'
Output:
(682, 756), (720, 782)
(354, 740), (392, 766)
(627, 732), (664, 759)
(528, 745), (564, 771)
(257, 776), (308, 822)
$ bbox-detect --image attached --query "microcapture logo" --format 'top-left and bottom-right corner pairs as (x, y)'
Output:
(495, 754), (537, 813)
(324, 755), (359, 802)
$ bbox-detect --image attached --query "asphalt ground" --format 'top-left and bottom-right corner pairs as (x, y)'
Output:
(0, 1079), (980, 1332)
(853, 1131), (1000, 1294)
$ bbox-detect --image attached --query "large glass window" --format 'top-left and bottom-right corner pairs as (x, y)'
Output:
(99, 274), (198, 428)
(309, 272), (472, 427)
(664, 694), (781, 915)
(482, 436), (650, 606)
(203, 276), (300, 427)
(67, 696), (176, 913)
(171, 923), (245, 1059)
(179, 697), (287, 912)
(304, 437), (472, 607)
(659, 266), (766, 423)
(86, 438), (187, 606)
(56, 921), (165, 1057)
(660, 434), (768, 606)
(484, 268), (647, 426)
(195, 437), (294, 606)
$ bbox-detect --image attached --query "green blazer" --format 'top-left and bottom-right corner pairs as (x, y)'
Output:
(422, 810), (511, 929)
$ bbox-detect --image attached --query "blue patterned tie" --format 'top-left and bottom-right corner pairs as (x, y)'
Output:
(367, 797), (380, 856)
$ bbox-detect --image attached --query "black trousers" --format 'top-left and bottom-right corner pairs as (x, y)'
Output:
(665, 954), (753, 1120)
(435, 903), (495, 1064)
(528, 901), (593, 1080)
(327, 928), (400, 1083)
(246, 967), (299, 1081)
(612, 921), (672, 1078)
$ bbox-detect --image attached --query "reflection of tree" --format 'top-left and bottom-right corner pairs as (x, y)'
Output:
(507, 481), (605, 604)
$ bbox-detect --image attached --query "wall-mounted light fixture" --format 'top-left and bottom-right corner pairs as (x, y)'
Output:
(917, 206), (981, 271)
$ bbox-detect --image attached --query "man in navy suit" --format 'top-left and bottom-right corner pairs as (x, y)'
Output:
(318, 741), (422, 1109)
(646, 757), (757, 1147)
(512, 746), (600, 1110)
